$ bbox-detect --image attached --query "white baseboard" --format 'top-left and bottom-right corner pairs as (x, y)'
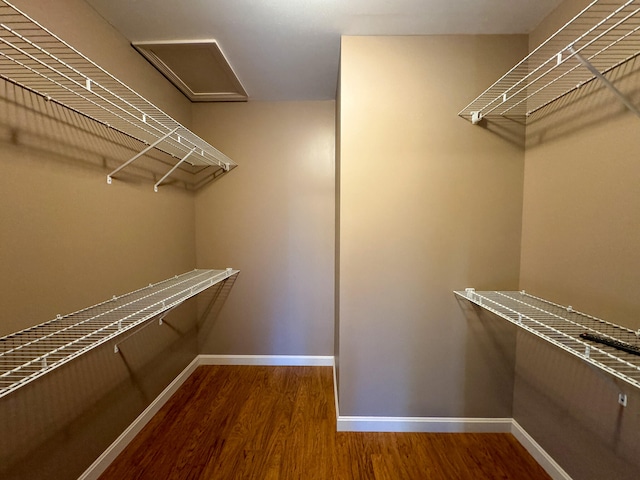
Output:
(337, 415), (571, 479)
(511, 420), (573, 480)
(80, 355), (570, 480)
(198, 354), (335, 366)
(79, 354), (334, 479)
(78, 355), (201, 480)
(336, 415), (513, 433)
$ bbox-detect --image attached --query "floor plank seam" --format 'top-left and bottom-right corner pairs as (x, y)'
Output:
(81, 356), (566, 480)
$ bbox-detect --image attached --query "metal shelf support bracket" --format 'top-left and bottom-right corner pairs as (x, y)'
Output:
(154, 147), (196, 192)
(107, 127), (179, 184)
(569, 45), (640, 119)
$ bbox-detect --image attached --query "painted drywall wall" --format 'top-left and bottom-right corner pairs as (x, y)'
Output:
(0, 1), (203, 478)
(335, 78), (342, 388)
(0, 301), (199, 480)
(193, 101), (335, 356)
(337, 35), (527, 417)
(0, 137), (197, 336)
(514, 330), (640, 480)
(513, 0), (640, 478)
(2, 0), (197, 335)
(9, 0), (191, 126)
(521, 0), (640, 329)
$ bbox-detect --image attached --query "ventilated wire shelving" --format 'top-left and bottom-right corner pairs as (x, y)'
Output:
(455, 290), (640, 390)
(459, 0), (640, 124)
(0, 269), (238, 398)
(0, 0), (236, 190)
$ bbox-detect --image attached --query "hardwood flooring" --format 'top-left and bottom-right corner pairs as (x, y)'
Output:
(99, 365), (551, 479)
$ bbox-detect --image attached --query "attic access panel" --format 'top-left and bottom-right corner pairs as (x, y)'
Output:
(133, 41), (248, 102)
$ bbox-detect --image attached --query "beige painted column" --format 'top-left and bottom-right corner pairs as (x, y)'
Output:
(337, 35), (527, 417)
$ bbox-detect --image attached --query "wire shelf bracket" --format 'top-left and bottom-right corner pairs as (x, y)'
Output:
(0, 0), (237, 190)
(0, 268), (239, 398)
(154, 147), (197, 192)
(569, 45), (640, 118)
(458, 0), (640, 124)
(107, 127), (179, 185)
(455, 289), (640, 390)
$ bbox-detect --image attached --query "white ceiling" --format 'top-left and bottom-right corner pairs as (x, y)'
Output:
(84, 0), (564, 101)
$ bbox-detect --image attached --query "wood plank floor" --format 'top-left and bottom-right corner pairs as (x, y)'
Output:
(99, 366), (551, 480)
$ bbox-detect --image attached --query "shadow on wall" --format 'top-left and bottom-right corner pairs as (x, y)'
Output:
(0, 271), (238, 480)
(525, 55), (640, 149)
(0, 299), (196, 480)
(514, 333), (640, 480)
(0, 79), (228, 191)
(466, 55), (640, 148)
(196, 272), (240, 349)
(457, 296), (517, 419)
(473, 115), (527, 149)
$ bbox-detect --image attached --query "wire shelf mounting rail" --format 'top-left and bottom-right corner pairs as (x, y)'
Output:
(0, 0), (237, 189)
(0, 268), (238, 398)
(459, 0), (640, 124)
(455, 290), (640, 390)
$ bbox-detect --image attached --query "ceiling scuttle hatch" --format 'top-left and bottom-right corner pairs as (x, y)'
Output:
(132, 41), (248, 102)
(0, 0), (237, 191)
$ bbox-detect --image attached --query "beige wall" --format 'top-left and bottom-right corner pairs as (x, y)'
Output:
(4, 1), (638, 478)
(513, 330), (640, 480)
(0, 300), (199, 480)
(0, 140), (197, 336)
(0, 1), (202, 478)
(193, 101), (335, 356)
(1, 0), (198, 335)
(513, 1), (640, 478)
(334, 78), (342, 386)
(521, 110), (640, 328)
(10, 0), (191, 126)
(337, 35), (527, 416)
(521, 0), (640, 329)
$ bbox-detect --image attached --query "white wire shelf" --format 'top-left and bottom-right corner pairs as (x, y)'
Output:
(455, 290), (640, 390)
(459, 0), (640, 124)
(0, 268), (238, 398)
(0, 0), (236, 189)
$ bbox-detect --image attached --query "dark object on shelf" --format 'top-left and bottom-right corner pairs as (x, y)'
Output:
(580, 332), (640, 356)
